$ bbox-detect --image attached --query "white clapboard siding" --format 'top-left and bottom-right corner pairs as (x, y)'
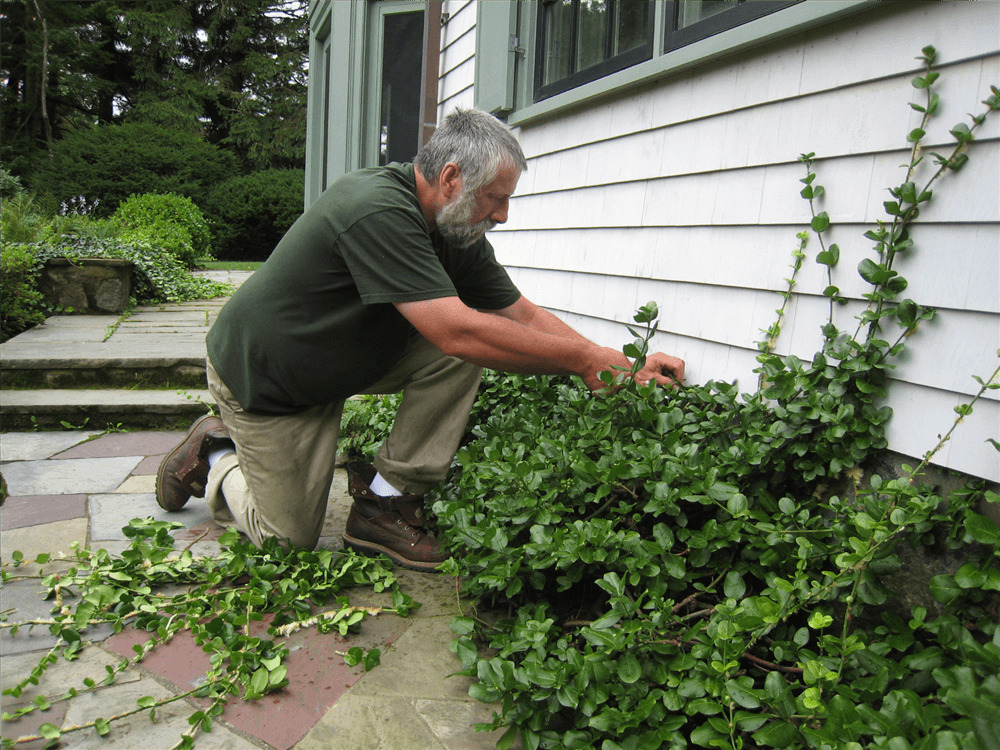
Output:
(477, 1), (999, 480)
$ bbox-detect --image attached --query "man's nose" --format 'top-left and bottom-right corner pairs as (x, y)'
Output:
(490, 199), (509, 224)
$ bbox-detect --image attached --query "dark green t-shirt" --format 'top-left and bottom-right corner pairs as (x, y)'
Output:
(206, 163), (521, 414)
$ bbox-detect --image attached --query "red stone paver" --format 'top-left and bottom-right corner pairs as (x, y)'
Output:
(107, 609), (408, 749)
(0, 495), (88, 531)
(131, 455), (165, 475)
(55, 432), (183, 460)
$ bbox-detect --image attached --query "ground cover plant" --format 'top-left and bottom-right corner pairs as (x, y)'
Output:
(422, 48), (1000, 750)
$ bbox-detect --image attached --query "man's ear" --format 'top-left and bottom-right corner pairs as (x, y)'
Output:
(439, 163), (462, 200)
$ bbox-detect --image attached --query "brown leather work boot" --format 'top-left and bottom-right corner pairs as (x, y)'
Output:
(155, 414), (232, 511)
(342, 462), (447, 572)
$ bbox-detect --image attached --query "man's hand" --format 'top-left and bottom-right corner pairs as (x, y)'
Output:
(581, 348), (685, 392)
(635, 351), (685, 388)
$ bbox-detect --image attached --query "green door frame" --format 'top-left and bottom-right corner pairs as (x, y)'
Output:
(306, 0), (438, 207)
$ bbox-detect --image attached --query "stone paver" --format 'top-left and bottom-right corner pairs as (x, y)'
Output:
(1, 456), (141, 496)
(0, 431), (101, 461)
(0, 494), (87, 530)
(88, 492), (214, 541)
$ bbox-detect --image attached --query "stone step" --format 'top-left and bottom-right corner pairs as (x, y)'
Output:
(0, 304), (219, 389)
(0, 389), (214, 431)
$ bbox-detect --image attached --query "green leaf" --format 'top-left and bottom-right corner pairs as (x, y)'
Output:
(724, 571), (746, 599)
(816, 243), (840, 266)
(929, 574), (962, 605)
(896, 299), (918, 327)
(811, 212), (831, 232)
(907, 128), (926, 143)
(753, 719), (800, 746)
(618, 653), (642, 684)
(690, 723), (726, 747)
(950, 122), (974, 143)
(497, 725), (519, 750)
(268, 665), (288, 686)
(808, 611), (833, 629)
(727, 493), (749, 518)
(954, 564), (987, 589)
(726, 679), (762, 709)
(964, 514), (1000, 544)
(858, 258), (884, 285)
(38, 723), (62, 740)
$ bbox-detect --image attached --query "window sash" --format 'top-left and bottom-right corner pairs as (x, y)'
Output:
(534, 0), (655, 103)
(664, 0), (800, 52)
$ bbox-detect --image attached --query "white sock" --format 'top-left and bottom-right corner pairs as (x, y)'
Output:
(369, 471), (403, 497)
(207, 447), (236, 468)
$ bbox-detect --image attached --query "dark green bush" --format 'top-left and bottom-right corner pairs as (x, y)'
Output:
(202, 169), (304, 261)
(112, 193), (212, 268)
(1, 242), (48, 342)
(28, 122), (238, 218)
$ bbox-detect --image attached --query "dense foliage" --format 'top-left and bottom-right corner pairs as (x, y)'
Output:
(112, 193), (213, 268)
(0, 241), (47, 342)
(202, 169), (305, 261)
(0, 179), (231, 341)
(27, 123), (239, 218)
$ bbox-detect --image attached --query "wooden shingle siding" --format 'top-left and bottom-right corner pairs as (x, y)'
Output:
(438, 0), (477, 115)
(446, 1), (999, 480)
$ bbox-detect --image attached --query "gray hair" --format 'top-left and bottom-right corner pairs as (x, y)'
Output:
(414, 108), (527, 194)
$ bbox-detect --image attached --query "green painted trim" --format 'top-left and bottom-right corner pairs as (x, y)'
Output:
(474, 0), (518, 116)
(305, 0), (367, 206)
(508, 0), (874, 127)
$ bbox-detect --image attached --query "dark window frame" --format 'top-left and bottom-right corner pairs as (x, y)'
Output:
(663, 1), (801, 52)
(533, 0), (656, 103)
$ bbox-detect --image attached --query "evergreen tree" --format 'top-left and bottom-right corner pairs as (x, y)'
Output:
(1, 0), (308, 174)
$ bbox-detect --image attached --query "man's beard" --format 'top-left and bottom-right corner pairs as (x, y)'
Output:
(436, 189), (496, 248)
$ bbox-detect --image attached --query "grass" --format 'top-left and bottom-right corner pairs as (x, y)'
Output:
(199, 261), (264, 271)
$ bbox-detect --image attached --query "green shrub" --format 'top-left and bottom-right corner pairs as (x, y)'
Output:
(203, 169), (304, 261)
(112, 193), (212, 268)
(1, 242), (48, 342)
(28, 122), (238, 217)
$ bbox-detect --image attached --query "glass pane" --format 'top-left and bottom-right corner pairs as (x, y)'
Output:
(612, 0), (650, 56)
(380, 11), (423, 165)
(542, 0), (574, 86)
(576, 0), (608, 73)
(677, 0), (739, 29)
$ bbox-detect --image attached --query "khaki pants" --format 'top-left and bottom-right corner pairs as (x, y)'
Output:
(204, 334), (482, 549)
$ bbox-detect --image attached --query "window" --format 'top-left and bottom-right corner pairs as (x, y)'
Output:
(535, 0), (655, 102)
(664, 1), (799, 52)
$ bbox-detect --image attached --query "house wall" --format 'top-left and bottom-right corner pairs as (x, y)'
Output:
(438, 1), (999, 481)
